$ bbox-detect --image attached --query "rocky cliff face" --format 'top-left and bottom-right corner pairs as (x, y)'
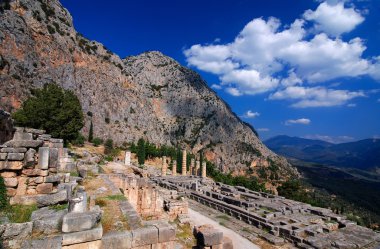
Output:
(0, 0), (298, 181)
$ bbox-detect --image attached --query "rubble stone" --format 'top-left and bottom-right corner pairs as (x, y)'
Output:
(7, 152), (25, 160)
(36, 183), (53, 194)
(101, 231), (132, 249)
(21, 236), (62, 249)
(4, 177), (18, 187)
(131, 226), (159, 247)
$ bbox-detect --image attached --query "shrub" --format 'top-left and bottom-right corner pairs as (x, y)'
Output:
(0, 176), (8, 209)
(104, 139), (113, 155)
(12, 83), (84, 144)
(72, 134), (85, 146)
(6, 204), (38, 223)
(137, 138), (145, 165)
(92, 137), (103, 146)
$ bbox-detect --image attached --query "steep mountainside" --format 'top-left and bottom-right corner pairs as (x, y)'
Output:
(0, 0), (298, 180)
(265, 135), (380, 170)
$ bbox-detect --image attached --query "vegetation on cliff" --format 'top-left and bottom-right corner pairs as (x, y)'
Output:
(12, 84), (84, 144)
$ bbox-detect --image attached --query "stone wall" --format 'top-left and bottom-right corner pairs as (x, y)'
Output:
(0, 127), (70, 205)
(0, 110), (15, 145)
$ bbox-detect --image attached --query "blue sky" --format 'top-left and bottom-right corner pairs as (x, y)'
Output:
(60, 0), (380, 143)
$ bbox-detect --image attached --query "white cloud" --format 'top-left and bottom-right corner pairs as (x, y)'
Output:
(269, 86), (365, 108)
(285, 118), (311, 125)
(257, 128), (270, 132)
(211, 84), (222, 90)
(378, 98), (380, 102)
(303, 134), (355, 143)
(183, 1), (379, 106)
(241, 110), (260, 119)
(303, 1), (364, 37)
(347, 103), (357, 107)
(225, 87), (242, 96)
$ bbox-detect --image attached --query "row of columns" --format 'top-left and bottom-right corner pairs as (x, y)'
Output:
(161, 149), (207, 178)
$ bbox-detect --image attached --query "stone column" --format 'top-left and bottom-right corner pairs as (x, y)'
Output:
(162, 156), (167, 176)
(182, 149), (187, 176)
(195, 160), (200, 176)
(172, 160), (177, 176)
(190, 158), (195, 175)
(201, 161), (207, 178)
(124, 151), (131, 166)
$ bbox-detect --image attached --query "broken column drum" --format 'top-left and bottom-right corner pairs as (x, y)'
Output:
(195, 160), (200, 177)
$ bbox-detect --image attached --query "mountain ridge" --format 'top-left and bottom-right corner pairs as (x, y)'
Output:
(0, 0), (298, 183)
(265, 135), (380, 170)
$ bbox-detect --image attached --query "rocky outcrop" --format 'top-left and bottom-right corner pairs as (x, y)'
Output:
(0, 0), (298, 181)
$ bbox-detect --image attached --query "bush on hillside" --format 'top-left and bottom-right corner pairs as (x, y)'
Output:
(0, 176), (8, 209)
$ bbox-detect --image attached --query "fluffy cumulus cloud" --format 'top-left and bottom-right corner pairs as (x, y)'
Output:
(303, 1), (364, 36)
(241, 110), (260, 119)
(183, 0), (379, 108)
(269, 86), (365, 108)
(285, 118), (311, 125)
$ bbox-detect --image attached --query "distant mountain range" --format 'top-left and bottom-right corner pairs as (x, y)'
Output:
(265, 135), (380, 170)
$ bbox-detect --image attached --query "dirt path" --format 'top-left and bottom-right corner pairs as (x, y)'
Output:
(188, 208), (261, 249)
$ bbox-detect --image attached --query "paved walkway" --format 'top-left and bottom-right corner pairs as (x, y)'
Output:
(188, 208), (261, 249)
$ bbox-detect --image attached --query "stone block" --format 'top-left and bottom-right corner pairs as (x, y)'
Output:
(38, 147), (50, 169)
(27, 188), (38, 195)
(0, 222), (33, 241)
(195, 225), (223, 246)
(62, 240), (102, 249)
(22, 168), (42, 176)
(10, 194), (39, 205)
(13, 131), (33, 141)
(4, 140), (43, 148)
(101, 231), (132, 249)
(32, 208), (68, 235)
(16, 176), (28, 195)
(4, 177), (18, 187)
(0, 161), (23, 170)
(132, 226), (159, 247)
(0, 152), (7, 160)
(1, 147), (27, 153)
(50, 138), (64, 143)
(7, 152), (25, 161)
(151, 241), (176, 249)
(62, 226), (103, 246)
(46, 175), (61, 183)
(1, 171), (16, 177)
(49, 148), (59, 168)
(25, 128), (46, 135)
(36, 190), (68, 207)
(36, 183), (53, 194)
(25, 148), (36, 164)
(154, 223), (176, 242)
(21, 235), (62, 249)
(62, 211), (101, 233)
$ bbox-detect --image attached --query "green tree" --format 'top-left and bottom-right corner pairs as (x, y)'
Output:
(0, 176), (8, 209)
(12, 84), (84, 144)
(137, 138), (146, 165)
(88, 120), (93, 142)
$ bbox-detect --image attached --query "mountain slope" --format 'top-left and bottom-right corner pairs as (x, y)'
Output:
(265, 135), (380, 170)
(0, 0), (298, 180)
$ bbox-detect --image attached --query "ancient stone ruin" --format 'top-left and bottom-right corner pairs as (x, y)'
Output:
(152, 175), (380, 249)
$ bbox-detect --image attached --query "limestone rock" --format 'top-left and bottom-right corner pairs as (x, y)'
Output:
(101, 231), (132, 249)
(21, 236), (62, 249)
(0, 222), (33, 248)
(36, 190), (68, 207)
(4, 140), (43, 148)
(1, 171), (16, 178)
(131, 226), (158, 247)
(4, 177), (18, 187)
(1, 147), (27, 153)
(32, 207), (68, 235)
(0, 110), (15, 144)
(62, 226), (103, 246)
(7, 152), (25, 161)
(36, 183), (53, 194)
(194, 225), (223, 246)
(0, 161), (23, 170)
(62, 211), (101, 233)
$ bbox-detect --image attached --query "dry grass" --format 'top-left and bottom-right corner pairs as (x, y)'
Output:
(175, 222), (196, 249)
(83, 176), (129, 233)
